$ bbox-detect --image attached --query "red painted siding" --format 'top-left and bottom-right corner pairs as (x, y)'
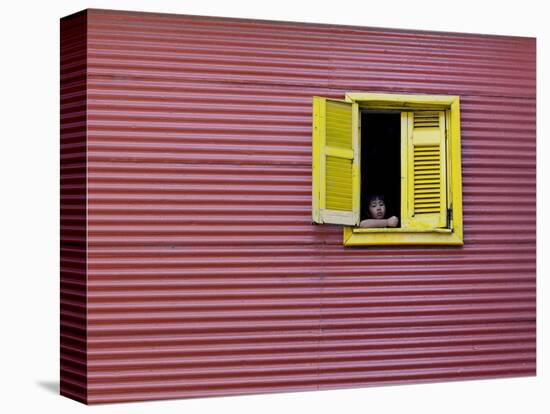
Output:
(60, 10), (87, 404)
(60, 9), (536, 404)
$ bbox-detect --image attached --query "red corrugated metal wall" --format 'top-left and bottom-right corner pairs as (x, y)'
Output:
(60, 10), (87, 404)
(60, 9), (536, 404)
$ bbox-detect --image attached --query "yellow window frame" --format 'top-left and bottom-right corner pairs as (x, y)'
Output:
(342, 92), (463, 246)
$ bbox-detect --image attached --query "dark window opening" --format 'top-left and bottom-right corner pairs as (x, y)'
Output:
(361, 111), (401, 225)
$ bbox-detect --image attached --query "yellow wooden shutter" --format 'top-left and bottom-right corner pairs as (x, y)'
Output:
(403, 111), (448, 229)
(312, 97), (360, 226)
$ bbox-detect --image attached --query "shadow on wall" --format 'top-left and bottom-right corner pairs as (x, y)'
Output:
(36, 380), (59, 395)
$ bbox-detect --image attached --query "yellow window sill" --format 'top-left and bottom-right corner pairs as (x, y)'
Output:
(343, 226), (463, 246)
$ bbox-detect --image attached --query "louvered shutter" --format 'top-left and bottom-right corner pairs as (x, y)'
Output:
(312, 97), (360, 225)
(404, 111), (448, 229)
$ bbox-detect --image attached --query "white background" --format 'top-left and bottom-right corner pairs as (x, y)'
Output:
(0, 0), (547, 412)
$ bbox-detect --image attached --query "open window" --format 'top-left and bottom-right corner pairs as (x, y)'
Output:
(361, 111), (401, 226)
(312, 93), (463, 246)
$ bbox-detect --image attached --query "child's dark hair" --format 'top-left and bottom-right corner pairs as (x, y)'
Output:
(365, 194), (385, 205)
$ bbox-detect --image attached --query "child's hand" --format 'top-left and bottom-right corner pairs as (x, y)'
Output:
(387, 216), (399, 227)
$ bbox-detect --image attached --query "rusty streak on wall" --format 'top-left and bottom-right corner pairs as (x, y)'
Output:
(60, 9), (536, 404)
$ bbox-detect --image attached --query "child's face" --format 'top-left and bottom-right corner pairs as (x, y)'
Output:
(368, 198), (386, 219)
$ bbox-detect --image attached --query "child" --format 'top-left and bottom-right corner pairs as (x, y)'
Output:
(359, 194), (399, 228)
